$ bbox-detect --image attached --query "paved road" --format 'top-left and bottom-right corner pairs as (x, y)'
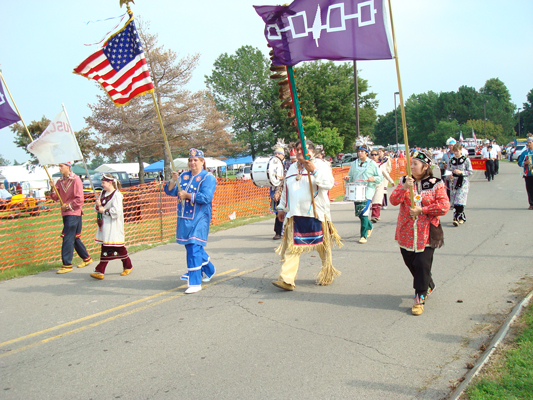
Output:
(1, 161), (531, 399)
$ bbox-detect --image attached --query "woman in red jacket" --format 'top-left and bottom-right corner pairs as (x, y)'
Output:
(390, 150), (450, 315)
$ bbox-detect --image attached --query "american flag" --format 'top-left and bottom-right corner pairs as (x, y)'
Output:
(74, 15), (154, 106)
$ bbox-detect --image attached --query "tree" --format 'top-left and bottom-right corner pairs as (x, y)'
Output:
(373, 110), (404, 147)
(479, 78), (515, 137)
(463, 119), (504, 142)
(88, 155), (105, 170)
(521, 88), (533, 136)
(301, 116), (343, 156)
(427, 120), (461, 148)
(205, 45), (274, 159)
(403, 91), (439, 146)
(0, 154), (10, 166)
(292, 61), (378, 150)
(86, 20), (233, 181)
(10, 116), (97, 165)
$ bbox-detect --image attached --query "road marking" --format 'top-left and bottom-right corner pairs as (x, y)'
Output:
(0, 268), (263, 358)
(0, 267), (254, 354)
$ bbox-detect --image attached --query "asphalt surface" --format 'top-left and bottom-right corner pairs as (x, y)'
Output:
(1, 161), (531, 400)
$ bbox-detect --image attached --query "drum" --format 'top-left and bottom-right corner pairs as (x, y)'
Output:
(344, 182), (367, 202)
(251, 156), (284, 187)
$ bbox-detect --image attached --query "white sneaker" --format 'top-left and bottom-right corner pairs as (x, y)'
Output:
(185, 286), (202, 294)
(359, 237), (367, 244)
(202, 275), (212, 283)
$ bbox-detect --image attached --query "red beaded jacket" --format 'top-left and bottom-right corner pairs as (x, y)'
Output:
(390, 176), (450, 252)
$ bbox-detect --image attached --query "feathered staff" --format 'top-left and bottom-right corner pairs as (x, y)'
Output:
(268, 49), (318, 218)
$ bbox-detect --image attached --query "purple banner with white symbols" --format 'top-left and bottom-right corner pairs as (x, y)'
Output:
(254, 0), (394, 66)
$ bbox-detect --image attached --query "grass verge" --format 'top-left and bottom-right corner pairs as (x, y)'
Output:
(0, 214), (274, 281)
(464, 300), (533, 399)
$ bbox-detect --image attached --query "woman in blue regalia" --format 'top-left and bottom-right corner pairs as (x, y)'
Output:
(164, 148), (217, 294)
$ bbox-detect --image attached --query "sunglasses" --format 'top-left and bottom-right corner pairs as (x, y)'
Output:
(370, 153), (378, 156)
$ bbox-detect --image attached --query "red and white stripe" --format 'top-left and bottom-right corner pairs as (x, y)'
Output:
(74, 49), (153, 106)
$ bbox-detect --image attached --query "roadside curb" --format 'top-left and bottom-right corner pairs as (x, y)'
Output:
(448, 288), (533, 399)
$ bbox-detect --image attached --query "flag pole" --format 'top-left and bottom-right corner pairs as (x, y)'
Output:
(61, 103), (97, 197)
(388, 0), (414, 207)
(120, 1), (180, 192)
(151, 92), (181, 193)
(286, 66), (318, 219)
(0, 69), (64, 205)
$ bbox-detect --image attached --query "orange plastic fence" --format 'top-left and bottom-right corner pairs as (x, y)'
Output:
(0, 160), (406, 271)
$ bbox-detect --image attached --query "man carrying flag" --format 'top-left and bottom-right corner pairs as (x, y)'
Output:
(27, 109), (92, 274)
(50, 161), (93, 274)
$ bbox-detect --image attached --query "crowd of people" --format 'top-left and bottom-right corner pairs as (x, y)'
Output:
(45, 134), (531, 316)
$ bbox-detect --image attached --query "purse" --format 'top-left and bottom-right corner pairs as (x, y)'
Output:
(429, 222), (444, 248)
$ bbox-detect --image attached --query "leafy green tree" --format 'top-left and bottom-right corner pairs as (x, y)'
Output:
(205, 45), (274, 158)
(301, 116), (343, 156)
(293, 61), (377, 151)
(427, 120), (461, 148)
(372, 110), (405, 147)
(463, 119), (504, 142)
(404, 91), (439, 146)
(479, 78), (515, 137)
(521, 89), (533, 136)
(0, 154), (10, 166)
(88, 155), (105, 170)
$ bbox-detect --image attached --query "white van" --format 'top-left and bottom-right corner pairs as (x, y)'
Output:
(236, 165), (251, 180)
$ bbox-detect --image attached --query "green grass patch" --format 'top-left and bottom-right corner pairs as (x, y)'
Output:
(210, 214), (274, 233)
(465, 302), (533, 399)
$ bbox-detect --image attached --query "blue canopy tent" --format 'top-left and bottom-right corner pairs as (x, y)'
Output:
(224, 156), (253, 166)
(144, 160), (164, 172)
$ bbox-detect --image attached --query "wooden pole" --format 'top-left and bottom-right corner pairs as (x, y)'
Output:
(62, 103), (97, 197)
(0, 70), (64, 205)
(286, 66), (317, 219)
(388, 0), (414, 207)
(353, 61), (360, 136)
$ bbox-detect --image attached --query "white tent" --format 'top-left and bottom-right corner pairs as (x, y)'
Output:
(0, 164), (60, 198)
(172, 158), (226, 169)
(95, 163), (149, 177)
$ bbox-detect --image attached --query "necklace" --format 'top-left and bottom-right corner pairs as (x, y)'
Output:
(296, 162), (308, 181)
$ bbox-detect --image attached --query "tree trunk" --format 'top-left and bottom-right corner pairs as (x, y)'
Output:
(138, 152), (145, 184)
(163, 144), (171, 180)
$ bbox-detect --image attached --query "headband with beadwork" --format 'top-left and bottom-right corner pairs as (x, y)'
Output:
(411, 150), (432, 165)
(189, 148), (205, 158)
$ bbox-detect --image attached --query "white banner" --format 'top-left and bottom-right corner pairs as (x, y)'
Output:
(27, 110), (83, 165)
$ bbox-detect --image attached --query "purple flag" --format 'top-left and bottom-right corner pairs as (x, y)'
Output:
(254, 0), (394, 66)
(0, 80), (20, 130)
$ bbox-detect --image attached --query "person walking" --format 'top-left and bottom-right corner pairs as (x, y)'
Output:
(50, 161), (92, 274)
(390, 150), (450, 315)
(344, 141), (382, 244)
(272, 140), (342, 291)
(481, 140), (497, 181)
(370, 148), (395, 223)
(447, 143), (473, 226)
(270, 142), (286, 240)
(164, 149), (217, 294)
(90, 175), (133, 280)
(518, 137), (533, 209)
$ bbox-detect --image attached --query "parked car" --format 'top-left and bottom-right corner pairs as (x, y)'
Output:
(333, 154), (357, 168)
(511, 145), (526, 162)
(236, 165), (251, 180)
(83, 171), (156, 190)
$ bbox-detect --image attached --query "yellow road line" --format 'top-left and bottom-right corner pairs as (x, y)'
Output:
(0, 268), (238, 349)
(0, 267), (262, 359)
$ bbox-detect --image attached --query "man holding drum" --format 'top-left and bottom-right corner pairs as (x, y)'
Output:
(344, 142), (382, 244)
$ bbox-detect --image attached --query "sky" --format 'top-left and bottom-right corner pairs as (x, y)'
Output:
(1, 0), (532, 163)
